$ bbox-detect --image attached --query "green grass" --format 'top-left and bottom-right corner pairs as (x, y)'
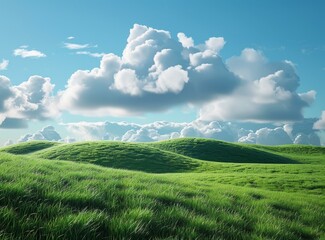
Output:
(0, 138), (324, 239)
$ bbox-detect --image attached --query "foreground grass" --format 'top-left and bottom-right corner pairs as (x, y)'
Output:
(0, 152), (324, 239)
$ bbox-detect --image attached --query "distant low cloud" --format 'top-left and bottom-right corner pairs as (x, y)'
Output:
(199, 48), (314, 122)
(59, 24), (239, 116)
(13, 46), (46, 58)
(63, 118), (322, 145)
(67, 36), (75, 40)
(239, 127), (292, 145)
(18, 126), (61, 142)
(0, 59), (9, 70)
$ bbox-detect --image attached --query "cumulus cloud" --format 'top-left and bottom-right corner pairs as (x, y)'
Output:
(199, 48), (315, 122)
(314, 111), (325, 130)
(64, 120), (241, 143)
(58, 24), (239, 116)
(13, 46), (46, 58)
(239, 127), (292, 145)
(18, 125), (61, 142)
(0, 59), (9, 70)
(67, 36), (75, 40)
(6, 118), (321, 145)
(238, 118), (322, 146)
(64, 121), (141, 141)
(0, 75), (58, 128)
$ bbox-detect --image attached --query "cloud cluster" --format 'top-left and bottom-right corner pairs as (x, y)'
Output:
(200, 48), (315, 122)
(0, 59), (9, 71)
(18, 126), (61, 142)
(0, 75), (57, 128)
(238, 127), (292, 145)
(58, 24), (239, 116)
(13, 46), (46, 58)
(63, 118), (322, 145)
(1, 24), (319, 137)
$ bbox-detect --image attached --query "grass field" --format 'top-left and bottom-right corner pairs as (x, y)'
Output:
(0, 138), (324, 239)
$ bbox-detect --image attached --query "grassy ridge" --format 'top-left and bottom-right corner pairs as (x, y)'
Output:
(0, 152), (324, 239)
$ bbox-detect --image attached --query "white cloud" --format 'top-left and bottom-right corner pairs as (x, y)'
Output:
(58, 24), (239, 116)
(76, 51), (106, 58)
(177, 32), (194, 48)
(122, 128), (157, 142)
(18, 125), (61, 142)
(149, 65), (189, 94)
(0, 75), (58, 128)
(199, 48), (314, 122)
(64, 120), (239, 143)
(13, 46), (46, 58)
(0, 59), (9, 70)
(7, 117), (317, 146)
(314, 111), (325, 130)
(67, 36), (75, 40)
(205, 37), (225, 53)
(113, 69), (142, 96)
(63, 43), (94, 50)
(239, 127), (292, 145)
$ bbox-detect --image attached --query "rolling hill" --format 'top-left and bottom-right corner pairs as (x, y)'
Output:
(0, 138), (324, 239)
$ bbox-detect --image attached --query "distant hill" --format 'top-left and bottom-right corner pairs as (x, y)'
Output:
(2, 138), (324, 175)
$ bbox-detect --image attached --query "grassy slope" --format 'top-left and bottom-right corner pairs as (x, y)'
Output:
(0, 141), (60, 155)
(148, 138), (325, 164)
(32, 141), (201, 173)
(0, 138), (324, 239)
(0, 152), (324, 240)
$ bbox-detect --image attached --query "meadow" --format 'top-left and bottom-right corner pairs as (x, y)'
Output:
(0, 138), (324, 239)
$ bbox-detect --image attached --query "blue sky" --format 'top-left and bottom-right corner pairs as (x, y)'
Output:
(0, 0), (325, 145)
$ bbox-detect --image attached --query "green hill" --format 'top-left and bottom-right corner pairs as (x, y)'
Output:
(147, 138), (298, 164)
(32, 141), (201, 173)
(0, 138), (324, 239)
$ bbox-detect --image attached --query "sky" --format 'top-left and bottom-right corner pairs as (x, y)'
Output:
(0, 0), (325, 146)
